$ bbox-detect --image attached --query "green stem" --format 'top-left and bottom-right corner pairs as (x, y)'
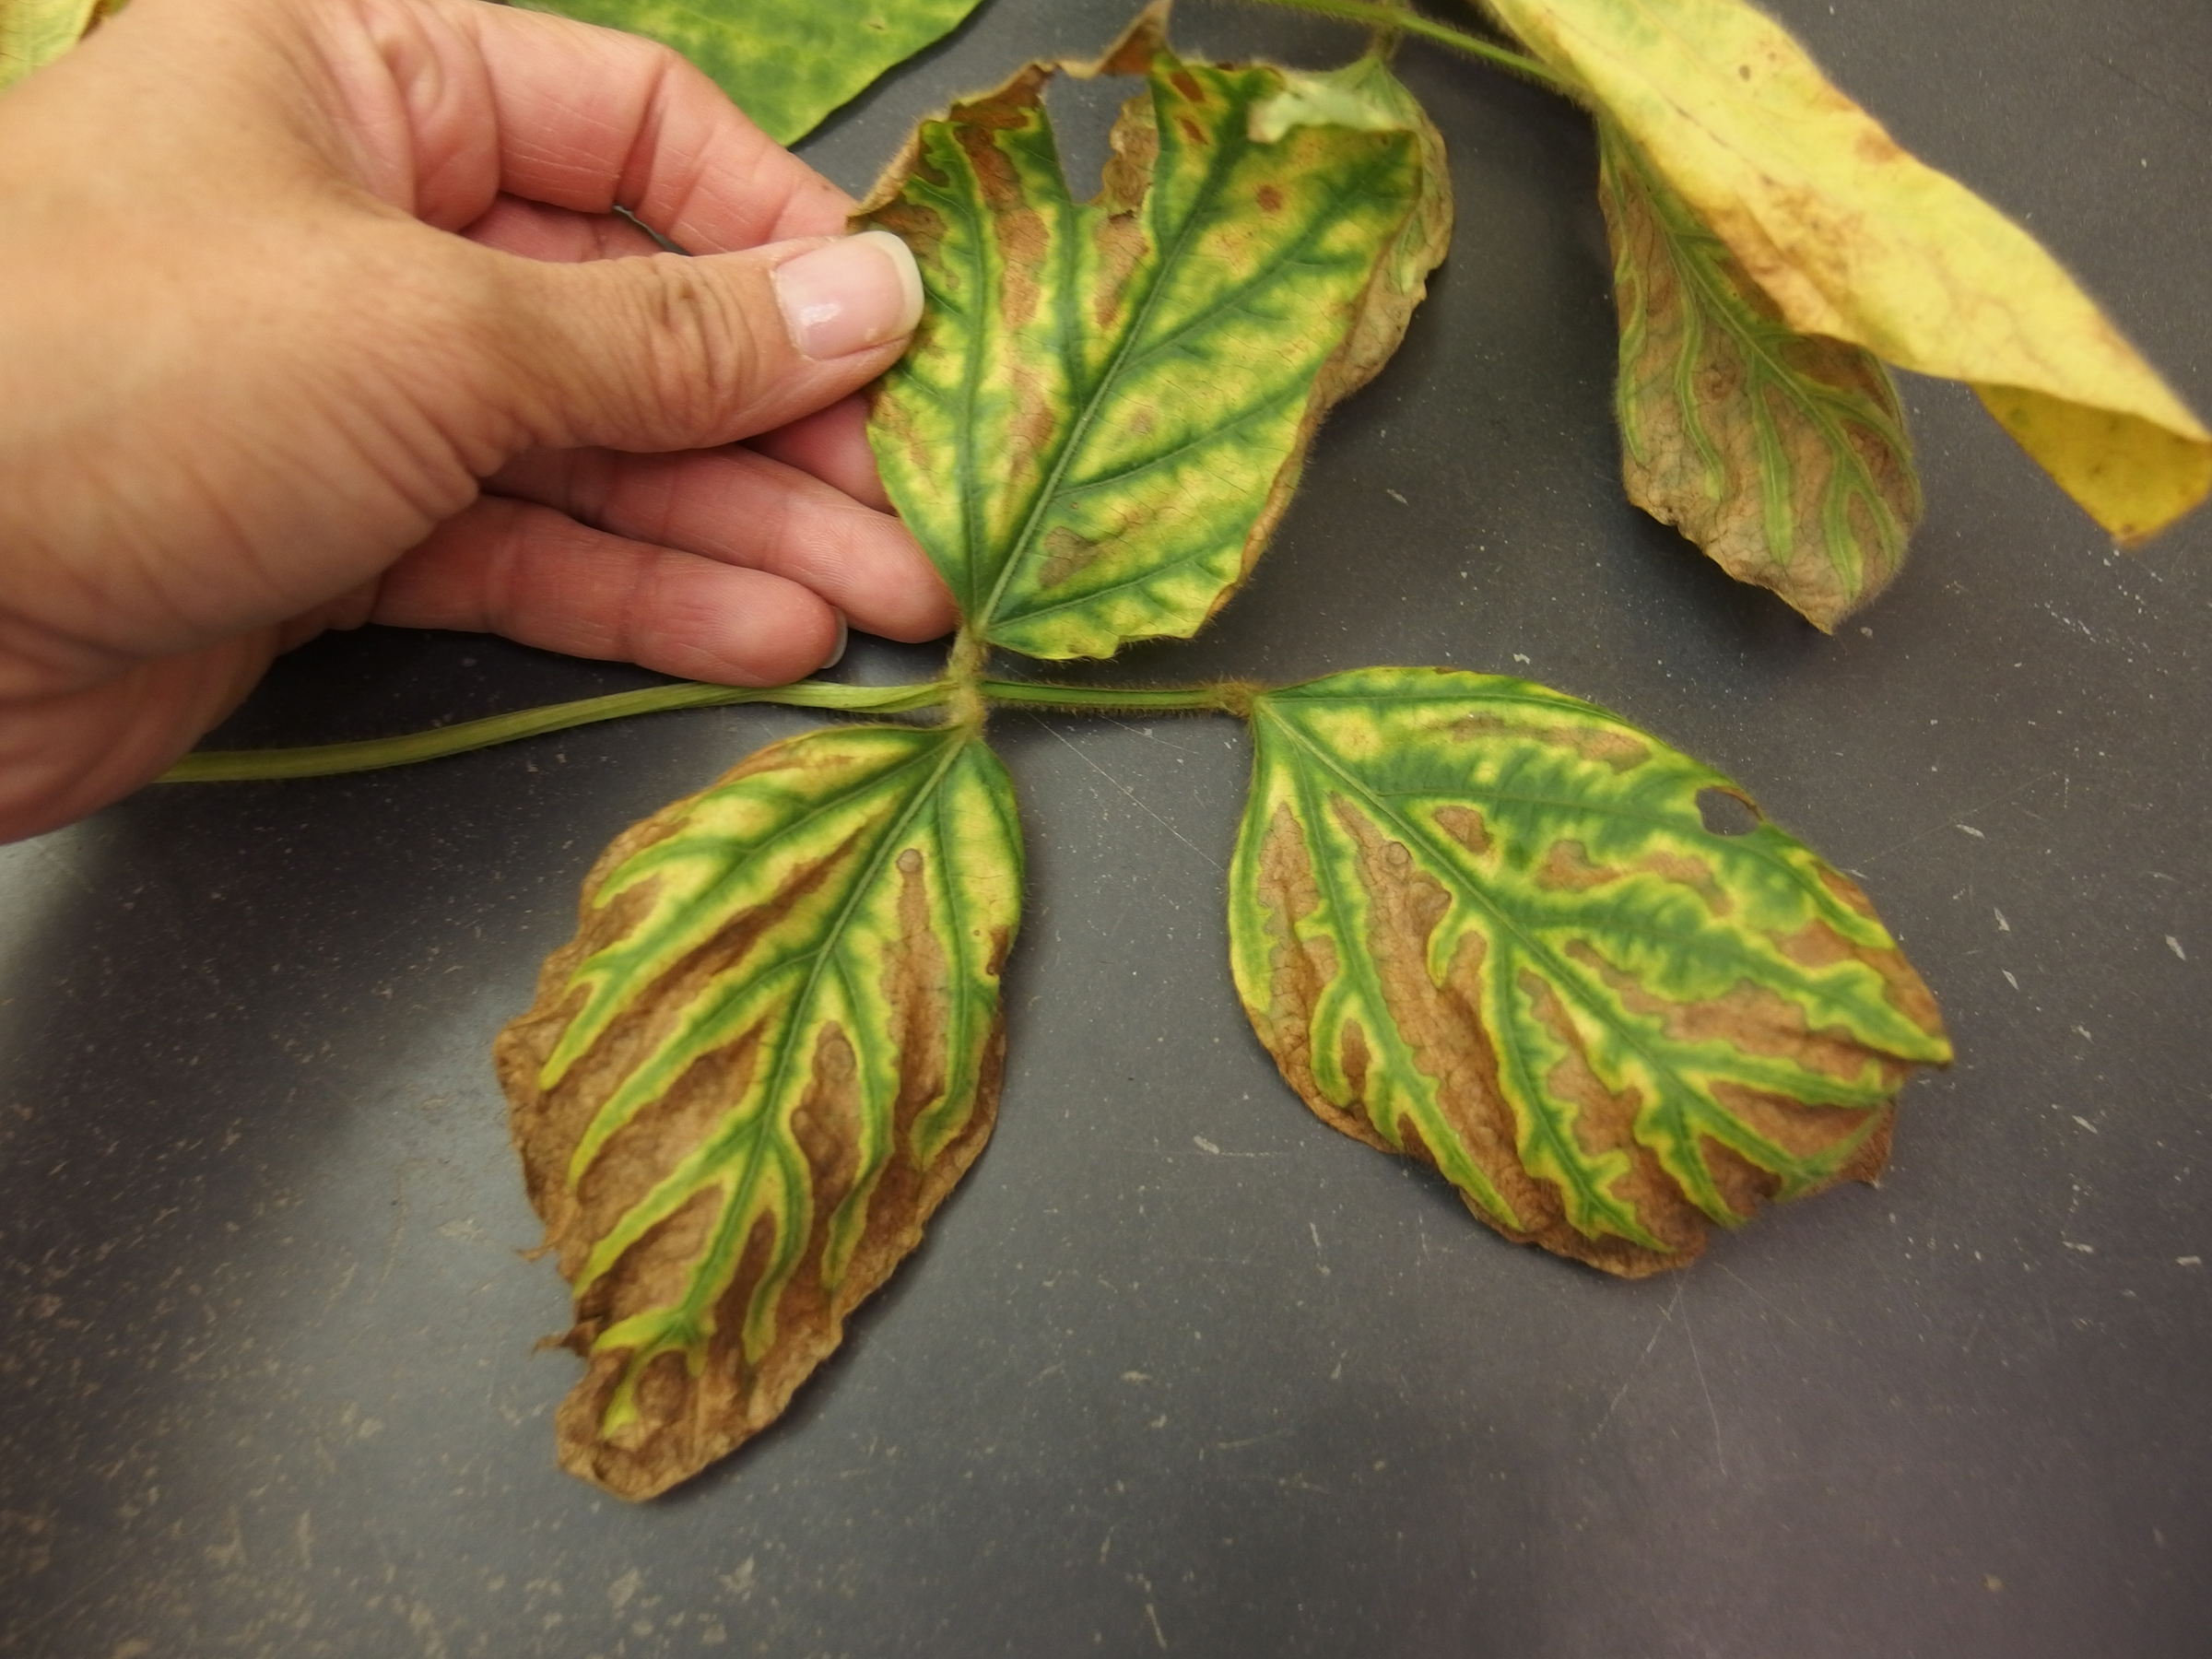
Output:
(979, 678), (1261, 718)
(159, 678), (952, 782)
(1239, 0), (1569, 91)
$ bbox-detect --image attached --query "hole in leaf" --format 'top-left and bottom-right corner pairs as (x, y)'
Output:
(1696, 787), (1760, 837)
(1046, 72), (1135, 202)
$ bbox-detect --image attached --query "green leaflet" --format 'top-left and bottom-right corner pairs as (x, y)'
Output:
(0, 0), (108, 90)
(860, 10), (1450, 659)
(497, 722), (1022, 1500)
(1601, 123), (1921, 630)
(1228, 667), (1949, 1277)
(515, 0), (984, 146)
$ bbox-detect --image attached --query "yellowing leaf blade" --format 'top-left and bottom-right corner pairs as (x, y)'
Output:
(1229, 667), (1949, 1277)
(515, 0), (985, 146)
(1600, 123), (1921, 629)
(1486, 0), (2212, 544)
(1, 0), (106, 91)
(498, 723), (1022, 1498)
(861, 17), (1450, 660)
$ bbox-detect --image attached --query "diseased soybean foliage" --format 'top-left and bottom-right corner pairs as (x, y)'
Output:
(96, 0), (2203, 1497)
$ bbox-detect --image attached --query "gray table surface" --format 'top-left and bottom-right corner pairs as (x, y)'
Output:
(6, 1), (2209, 1653)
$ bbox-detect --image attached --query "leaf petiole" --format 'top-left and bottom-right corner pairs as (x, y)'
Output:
(157, 678), (954, 782)
(977, 678), (1261, 718)
(1238, 0), (1569, 92)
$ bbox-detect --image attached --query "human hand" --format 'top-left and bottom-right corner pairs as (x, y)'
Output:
(0, 0), (957, 842)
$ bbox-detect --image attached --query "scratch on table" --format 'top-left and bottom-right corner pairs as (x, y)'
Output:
(1678, 1285), (1727, 1477)
(1856, 771), (2060, 868)
(1039, 719), (1221, 871)
(1104, 715), (1202, 756)
(1715, 1262), (1806, 1334)
(2081, 49), (2212, 124)
(1594, 1282), (1678, 1440)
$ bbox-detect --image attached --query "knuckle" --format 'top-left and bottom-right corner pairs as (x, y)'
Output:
(622, 255), (765, 434)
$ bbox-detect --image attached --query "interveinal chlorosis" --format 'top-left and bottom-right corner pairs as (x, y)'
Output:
(498, 724), (1021, 1500)
(858, 6), (1451, 659)
(1229, 667), (1951, 1276)
(1598, 122), (1921, 629)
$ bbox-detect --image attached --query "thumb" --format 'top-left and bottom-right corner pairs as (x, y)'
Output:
(488, 229), (924, 455)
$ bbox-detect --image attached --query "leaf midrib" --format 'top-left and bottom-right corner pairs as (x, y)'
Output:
(969, 77), (1231, 638)
(972, 71), (1410, 641)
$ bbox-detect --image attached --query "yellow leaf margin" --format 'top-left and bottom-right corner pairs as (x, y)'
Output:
(1483, 0), (2212, 543)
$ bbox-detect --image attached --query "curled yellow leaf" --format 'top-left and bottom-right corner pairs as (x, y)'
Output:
(1484, 0), (2212, 544)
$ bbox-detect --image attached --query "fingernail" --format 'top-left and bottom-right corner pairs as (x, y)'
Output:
(773, 231), (924, 360)
(821, 613), (849, 670)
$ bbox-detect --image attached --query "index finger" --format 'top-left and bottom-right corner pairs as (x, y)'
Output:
(457, 1), (854, 250)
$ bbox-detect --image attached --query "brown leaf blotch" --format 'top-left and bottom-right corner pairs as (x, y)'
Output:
(1708, 1081), (1889, 1169)
(1778, 908), (1947, 1045)
(569, 1185), (724, 1347)
(791, 1022), (864, 1221)
(1039, 525), (1108, 587)
(1431, 804), (1492, 858)
(1698, 1134), (1783, 1221)
(1091, 1), (1171, 77)
(1091, 212), (1150, 330)
(1249, 802), (1358, 1138)
(1536, 840), (1620, 893)
(883, 845), (953, 1153)
(1570, 941), (1896, 1087)
(1449, 713), (1650, 772)
(570, 1026), (764, 1276)
(1516, 969), (1706, 1266)
(1329, 805), (1565, 1247)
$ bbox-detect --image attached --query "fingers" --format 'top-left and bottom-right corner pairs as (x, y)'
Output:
(484, 229), (924, 455)
(747, 396), (893, 512)
(370, 497), (847, 686)
(451, 0), (855, 250)
(488, 444), (952, 641)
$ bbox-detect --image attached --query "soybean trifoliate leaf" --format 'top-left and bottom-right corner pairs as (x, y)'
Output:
(1228, 667), (1949, 1277)
(0, 0), (109, 91)
(515, 0), (986, 146)
(860, 7), (1450, 660)
(1483, 0), (2212, 546)
(497, 723), (1022, 1499)
(1599, 123), (1921, 630)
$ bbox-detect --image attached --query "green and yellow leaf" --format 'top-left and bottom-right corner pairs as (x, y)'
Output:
(1600, 122), (1920, 629)
(1228, 667), (1949, 1277)
(516, 0), (985, 146)
(1484, 0), (2212, 545)
(497, 722), (1022, 1499)
(860, 7), (1450, 660)
(0, 0), (111, 91)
